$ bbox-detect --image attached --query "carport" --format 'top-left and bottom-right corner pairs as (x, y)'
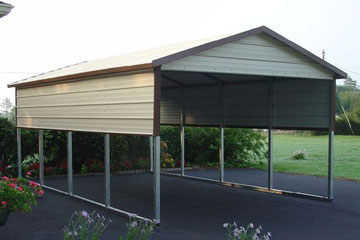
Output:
(8, 26), (347, 223)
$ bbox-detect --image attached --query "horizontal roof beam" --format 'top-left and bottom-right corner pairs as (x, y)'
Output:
(200, 73), (224, 84)
(162, 75), (186, 87)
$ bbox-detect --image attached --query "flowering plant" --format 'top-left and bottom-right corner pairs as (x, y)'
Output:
(223, 222), (271, 240)
(63, 210), (112, 240)
(292, 149), (309, 160)
(118, 215), (155, 240)
(0, 175), (43, 212)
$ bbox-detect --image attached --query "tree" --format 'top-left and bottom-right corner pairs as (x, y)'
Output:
(336, 83), (360, 114)
(0, 98), (13, 119)
(354, 92), (360, 121)
(344, 76), (358, 90)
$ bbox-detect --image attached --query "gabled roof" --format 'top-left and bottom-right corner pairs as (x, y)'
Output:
(8, 26), (347, 88)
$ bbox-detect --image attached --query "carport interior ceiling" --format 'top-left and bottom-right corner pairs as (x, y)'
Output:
(9, 26), (347, 135)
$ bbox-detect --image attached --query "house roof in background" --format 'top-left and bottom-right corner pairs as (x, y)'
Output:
(0, 1), (14, 18)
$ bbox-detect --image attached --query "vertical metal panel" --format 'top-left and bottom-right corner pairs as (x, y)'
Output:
(39, 130), (44, 186)
(17, 128), (22, 178)
(67, 131), (73, 196)
(153, 136), (161, 223)
(105, 134), (111, 207)
(160, 88), (181, 125)
(149, 136), (154, 172)
(273, 79), (331, 129)
(16, 70), (154, 135)
(162, 33), (333, 80)
(184, 85), (219, 125)
(219, 127), (224, 183)
(224, 81), (269, 127)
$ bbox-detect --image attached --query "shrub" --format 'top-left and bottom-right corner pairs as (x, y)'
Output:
(223, 222), (271, 240)
(292, 150), (308, 160)
(335, 115), (360, 135)
(0, 118), (16, 176)
(63, 210), (111, 240)
(161, 141), (175, 168)
(161, 126), (267, 167)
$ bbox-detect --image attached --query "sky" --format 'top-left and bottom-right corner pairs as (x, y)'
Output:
(1, 0), (359, 105)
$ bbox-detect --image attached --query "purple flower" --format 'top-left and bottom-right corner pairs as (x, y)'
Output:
(109, 218), (112, 223)
(256, 227), (261, 234)
(239, 226), (246, 233)
(141, 229), (146, 234)
(267, 232), (272, 237)
(223, 223), (229, 228)
(74, 231), (78, 236)
(130, 221), (138, 228)
(249, 223), (254, 228)
(81, 210), (88, 218)
(233, 228), (240, 237)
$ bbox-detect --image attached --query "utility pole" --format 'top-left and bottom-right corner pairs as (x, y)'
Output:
(322, 49), (326, 60)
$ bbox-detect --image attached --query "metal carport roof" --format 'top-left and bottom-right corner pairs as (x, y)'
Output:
(8, 26), (346, 88)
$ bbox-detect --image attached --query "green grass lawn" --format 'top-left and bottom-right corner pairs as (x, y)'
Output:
(251, 134), (360, 181)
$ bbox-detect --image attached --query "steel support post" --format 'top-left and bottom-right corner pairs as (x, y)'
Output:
(17, 128), (22, 178)
(181, 126), (185, 176)
(39, 130), (44, 186)
(67, 131), (73, 196)
(268, 79), (273, 190)
(149, 136), (154, 172)
(105, 134), (111, 208)
(153, 136), (161, 223)
(180, 87), (185, 176)
(219, 127), (224, 183)
(328, 79), (335, 200)
(268, 129), (273, 189)
(328, 130), (334, 200)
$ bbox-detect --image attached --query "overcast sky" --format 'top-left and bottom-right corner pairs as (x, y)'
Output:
(1, 0), (359, 105)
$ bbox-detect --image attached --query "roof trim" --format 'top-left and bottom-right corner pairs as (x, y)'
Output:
(8, 63), (153, 88)
(152, 26), (347, 79)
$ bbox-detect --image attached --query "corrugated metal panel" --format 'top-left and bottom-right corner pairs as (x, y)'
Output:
(162, 33), (333, 80)
(160, 88), (182, 124)
(273, 79), (330, 129)
(224, 82), (269, 127)
(184, 86), (219, 125)
(16, 70), (154, 135)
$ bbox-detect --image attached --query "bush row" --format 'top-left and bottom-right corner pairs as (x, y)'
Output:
(0, 118), (267, 176)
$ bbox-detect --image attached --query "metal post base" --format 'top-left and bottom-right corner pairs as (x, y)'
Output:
(161, 171), (332, 202)
(39, 184), (154, 223)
